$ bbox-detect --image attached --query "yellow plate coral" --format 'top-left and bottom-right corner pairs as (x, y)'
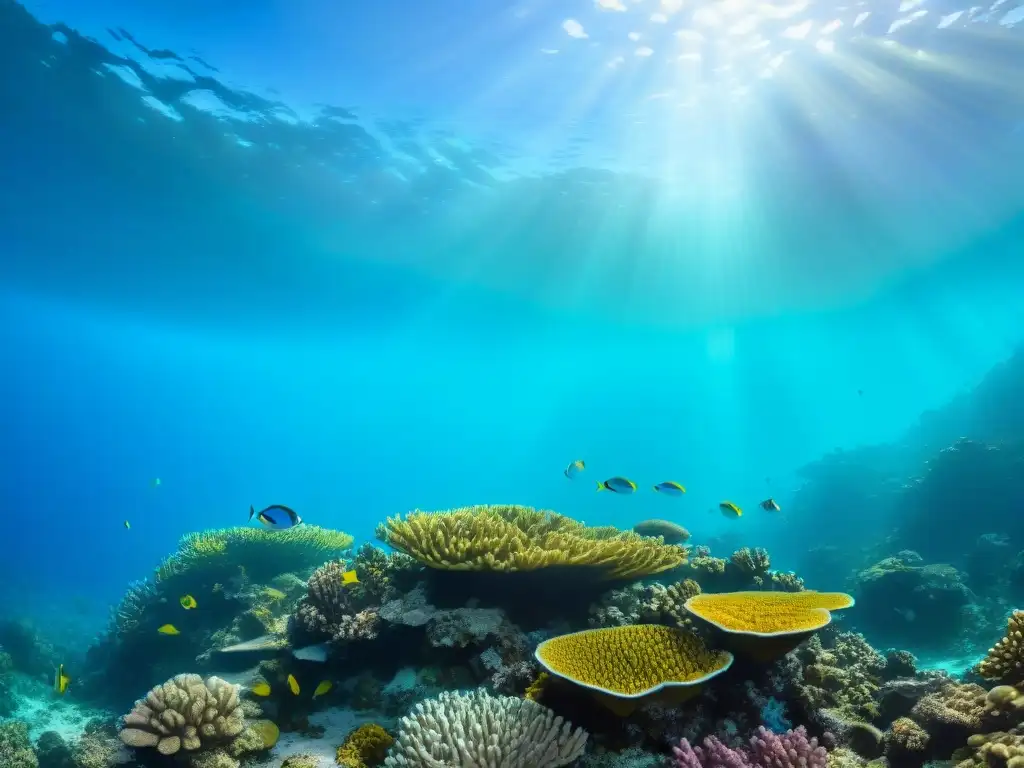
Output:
(534, 624), (733, 700)
(376, 504), (687, 580)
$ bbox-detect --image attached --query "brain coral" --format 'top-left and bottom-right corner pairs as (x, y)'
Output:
(534, 624), (733, 697)
(119, 674), (245, 755)
(978, 610), (1024, 684)
(685, 591), (855, 636)
(384, 689), (587, 768)
(377, 504), (687, 580)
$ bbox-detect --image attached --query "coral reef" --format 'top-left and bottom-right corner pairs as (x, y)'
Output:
(672, 726), (829, 768)
(0, 721), (38, 768)
(977, 611), (1024, 685)
(336, 723), (393, 768)
(376, 504), (687, 579)
(383, 689), (587, 767)
(293, 560), (381, 645)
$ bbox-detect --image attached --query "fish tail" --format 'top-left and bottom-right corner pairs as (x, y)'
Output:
(596, 481), (604, 491)
(652, 485), (659, 492)
(248, 505), (255, 522)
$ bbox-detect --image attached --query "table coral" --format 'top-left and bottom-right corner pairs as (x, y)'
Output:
(535, 624), (733, 698)
(119, 673), (246, 755)
(672, 726), (829, 768)
(384, 689), (587, 767)
(377, 504), (687, 579)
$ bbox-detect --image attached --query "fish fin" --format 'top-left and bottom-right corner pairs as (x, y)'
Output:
(652, 485), (659, 492)
(248, 505), (255, 522)
(596, 482), (604, 491)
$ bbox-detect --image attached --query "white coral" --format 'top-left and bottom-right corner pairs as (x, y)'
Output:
(384, 689), (588, 768)
(119, 674), (245, 755)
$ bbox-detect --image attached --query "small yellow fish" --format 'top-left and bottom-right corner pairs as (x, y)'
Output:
(123, 520), (130, 530)
(653, 481), (686, 496)
(157, 624), (180, 635)
(287, 674), (300, 695)
(312, 680), (333, 699)
(596, 477), (637, 494)
(180, 595), (197, 610)
(341, 569), (359, 586)
(250, 682), (272, 697)
(262, 587), (286, 601)
(54, 664), (71, 696)
(719, 501), (742, 519)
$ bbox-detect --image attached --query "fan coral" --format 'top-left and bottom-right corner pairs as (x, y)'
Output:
(294, 560), (380, 644)
(978, 611), (1024, 684)
(377, 504), (687, 579)
(384, 689), (588, 767)
(672, 726), (828, 768)
(633, 519), (691, 545)
(336, 723), (393, 768)
(534, 624), (732, 710)
(155, 526), (354, 583)
(118, 674), (245, 755)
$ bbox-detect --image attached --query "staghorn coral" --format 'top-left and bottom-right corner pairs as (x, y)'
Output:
(294, 560), (380, 645)
(384, 689), (588, 767)
(336, 723), (393, 768)
(731, 548), (772, 578)
(672, 726), (829, 768)
(771, 572), (807, 592)
(978, 611), (1024, 684)
(534, 624), (733, 698)
(376, 504), (687, 580)
(155, 525), (354, 583)
(119, 673), (246, 755)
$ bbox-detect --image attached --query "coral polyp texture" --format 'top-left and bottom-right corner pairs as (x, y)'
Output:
(294, 560), (381, 644)
(672, 726), (829, 768)
(534, 624), (733, 697)
(336, 723), (393, 768)
(684, 591), (855, 636)
(977, 610), (1024, 684)
(383, 689), (588, 768)
(118, 674), (245, 755)
(376, 504), (688, 579)
(155, 525), (354, 582)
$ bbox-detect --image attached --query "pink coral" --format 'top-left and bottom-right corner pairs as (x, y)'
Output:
(672, 727), (829, 768)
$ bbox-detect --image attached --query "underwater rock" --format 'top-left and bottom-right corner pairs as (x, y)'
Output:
(35, 731), (74, 768)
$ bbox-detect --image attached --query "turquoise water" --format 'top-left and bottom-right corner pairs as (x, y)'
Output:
(2, 0), (1024, 763)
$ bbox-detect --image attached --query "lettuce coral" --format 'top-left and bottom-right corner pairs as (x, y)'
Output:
(384, 689), (587, 767)
(118, 674), (246, 755)
(377, 504), (687, 580)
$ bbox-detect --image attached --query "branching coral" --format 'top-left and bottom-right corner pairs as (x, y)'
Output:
(731, 548), (771, 578)
(118, 674), (246, 755)
(155, 525), (354, 583)
(672, 726), (829, 768)
(377, 504), (687, 579)
(978, 611), (1024, 684)
(0, 722), (38, 768)
(294, 560), (380, 645)
(384, 689), (588, 767)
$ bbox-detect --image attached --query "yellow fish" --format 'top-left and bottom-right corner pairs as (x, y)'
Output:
(54, 664), (71, 696)
(287, 674), (300, 695)
(719, 501), (742, 519)
(312, 680), (333, 699)
(250, 682), (272, 697)
(180, 595), (197, 610)
(157, 624), (180, 635)
(123, 520), (130, 530)
(341, 569), (359, 586)
(262, 587), (286, 600)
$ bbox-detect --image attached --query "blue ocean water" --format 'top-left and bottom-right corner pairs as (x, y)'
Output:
(2, 0), (1024, 762)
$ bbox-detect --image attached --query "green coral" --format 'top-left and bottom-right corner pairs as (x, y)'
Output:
(0, 722), (39, 768)
(336, 723), (393, 768)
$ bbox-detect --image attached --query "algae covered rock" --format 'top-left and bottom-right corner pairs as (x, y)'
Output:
(0, 721), (39, 768)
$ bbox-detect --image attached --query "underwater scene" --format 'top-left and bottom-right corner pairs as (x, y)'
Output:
(3, 0), (1024, 767)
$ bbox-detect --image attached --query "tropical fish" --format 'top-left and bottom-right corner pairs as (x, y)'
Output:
(287, 674), (300, 695)
(54, 664), (70, 696)
(312, 680), (333, 699)
(180, 594), (197, 610)
(596, 477), (637, 494)
(652, 481), (686, 496)
(563, 459), (585, 479)
(262, 587), (286, 601)
(250, 682), (272, 697)
(157, 624), (180, 635)
(719, 502), (742, 519)
(124, 520), (130, 530)
(759, 498), (781, 512)
(249, 504), (302, 530)
(293, 643), (329, 662)
(217, 634), (287, 653)
(340, 569), (359, 586)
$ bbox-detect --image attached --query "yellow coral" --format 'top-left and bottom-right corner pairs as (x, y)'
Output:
(534, 624), (732, 698)
(377, 505), (687, 580)
(335, 723), (393, 768)
(684, 591), (854, 636)
(524, 672), (549, 702)
(978, 611), (1024, 684)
